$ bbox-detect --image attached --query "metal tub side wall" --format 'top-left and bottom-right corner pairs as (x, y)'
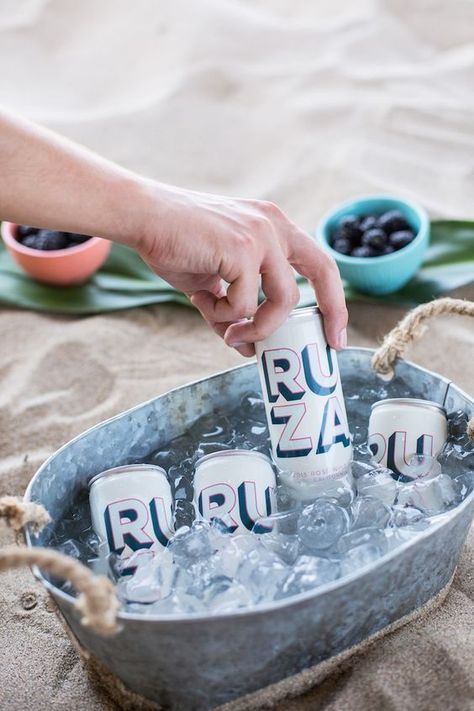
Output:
(24, 348), (472, 710)
(51, 496), (474, 711)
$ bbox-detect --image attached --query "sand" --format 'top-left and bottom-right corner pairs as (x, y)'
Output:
(0, 0), (473, 709)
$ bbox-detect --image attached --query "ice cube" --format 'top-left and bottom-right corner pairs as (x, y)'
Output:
(88, 541), (110, 576)
(77, 528), (100, 556)
(391, 505), (426, 528)
(207, 580), (255, 613)
(396, 473), (459, 515)
(352, 460), (379, 480)
(253, 508), (301, 536)
(259, 531), (300, 565)
(197, 574), (255, 613)
(280, 470), (354, 507)
(297, 499), (350, 552)
(222, 534), (260, 577)
(447, 409), (470, 444)
(338, 527), (388, 556)
(352, 496), (391, 530)
(352, 442), (376, 463)
(356, 467), (398, 506)
(173, 499), (196, 529)
(115, 549), (180, 604)
(172, 474), (194, 501)
(117, 560), (162, 604)
(404, 454), (442, 481)
(56, 539), (87, 560)
(278, 555), (339, 598)
(237, 547), (289, 602)
(168, 521), (215, 566)
(340, 542), (383, 576)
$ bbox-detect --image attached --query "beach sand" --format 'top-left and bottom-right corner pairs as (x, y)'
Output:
(0, 1), (473, 708)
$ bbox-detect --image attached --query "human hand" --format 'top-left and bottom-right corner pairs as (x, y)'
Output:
(0, 111), (347, 355)
(134, 182), (348, 357)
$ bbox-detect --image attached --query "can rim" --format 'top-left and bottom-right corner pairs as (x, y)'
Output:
(288, 305), (321, 319)
(88, 463), (168, 488)
(195, 448), (273, 468)
(371, 398), (446, 415)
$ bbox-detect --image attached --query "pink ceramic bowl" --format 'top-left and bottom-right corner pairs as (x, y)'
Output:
(1, 222), (111, 286)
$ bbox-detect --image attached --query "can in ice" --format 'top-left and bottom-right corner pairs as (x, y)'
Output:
(89, 464), (174, 568)
(368, 398), (448, 481)
(255, 306), (352, 489)
(193, 450), (277, 534)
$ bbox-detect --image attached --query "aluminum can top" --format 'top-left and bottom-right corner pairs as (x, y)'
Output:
(371, 398), (446, 416)
(286, 305), (321, 321)
(88, 463), (168, 488)
(195, 449), (273, 469)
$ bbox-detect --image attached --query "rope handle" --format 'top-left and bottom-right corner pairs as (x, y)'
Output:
(0, 496), (120, 636)
(372, 297), (474, 441)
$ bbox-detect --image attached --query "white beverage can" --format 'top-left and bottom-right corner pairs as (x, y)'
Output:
(255, 306), (352, 488)
(193, 450), (277, 534)
(368, 398), (448, 481)
(89, 464), (174, 565)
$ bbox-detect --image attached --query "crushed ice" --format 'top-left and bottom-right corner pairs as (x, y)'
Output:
(50, 392), (473, 615)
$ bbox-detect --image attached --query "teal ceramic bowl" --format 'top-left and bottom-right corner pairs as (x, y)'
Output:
(317, 195), (430, 295)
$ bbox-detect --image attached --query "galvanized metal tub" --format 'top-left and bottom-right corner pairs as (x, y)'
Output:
(24, 348), (474, 711)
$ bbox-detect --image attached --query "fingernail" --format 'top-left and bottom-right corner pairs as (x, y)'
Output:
(228, 341), (246, 348)
(337, 328), (347, 350)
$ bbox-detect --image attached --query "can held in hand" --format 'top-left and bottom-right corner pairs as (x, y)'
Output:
(89, 464), (174, 562)
(193, 450), (277, 534)
(368, 398), (448, 481)
(255, 306), (352, 488)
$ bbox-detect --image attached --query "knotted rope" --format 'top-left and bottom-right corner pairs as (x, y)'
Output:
(372, 297), (474, 376)
(372, 297), (474, 441)
(0, 496), (120, 636)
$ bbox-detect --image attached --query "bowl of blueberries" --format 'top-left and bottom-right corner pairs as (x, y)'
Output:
(317, 195), (430, 295)
(1, 222), (111, 286)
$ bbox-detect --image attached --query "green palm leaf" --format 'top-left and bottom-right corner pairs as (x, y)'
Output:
(0, 221), (472, 314)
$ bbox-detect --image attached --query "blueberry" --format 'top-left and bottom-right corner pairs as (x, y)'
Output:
(377, 210), (410, 235)
(22, 235), (41, 249)
(17, 225), (38, 239)
(359, 215), (377, 232)
(361, 228), (387, 251)
(389, 230), (415, 250)
(383, 245), (395, 255)
(24, 229), (69, 251)
(332, 237), (352, 255)
(67, 233), (91, 245)
(351, 245), (377, 258)
(337, 215), (362, 243)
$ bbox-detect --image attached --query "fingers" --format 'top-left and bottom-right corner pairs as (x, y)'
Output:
(210, 319), (255, 357)
(224, 256), (299, 347)
(191, 263), (260, 325)
(289, 229), (348, 350)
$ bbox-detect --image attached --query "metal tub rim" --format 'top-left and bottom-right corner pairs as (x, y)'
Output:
(24, 347), (473, 624)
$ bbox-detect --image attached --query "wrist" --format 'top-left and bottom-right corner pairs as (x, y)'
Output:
(107, 176), (177, 255)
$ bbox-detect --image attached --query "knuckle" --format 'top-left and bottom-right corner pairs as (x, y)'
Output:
(248, 215), (271, 234)
(233, 300), (257, 320)
(252, 325), (269, 342)
(260, 200), (282, 218)
(236, 231), (254, 248)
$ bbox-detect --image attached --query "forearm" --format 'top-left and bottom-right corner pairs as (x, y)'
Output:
(0, 108), (149, 246)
